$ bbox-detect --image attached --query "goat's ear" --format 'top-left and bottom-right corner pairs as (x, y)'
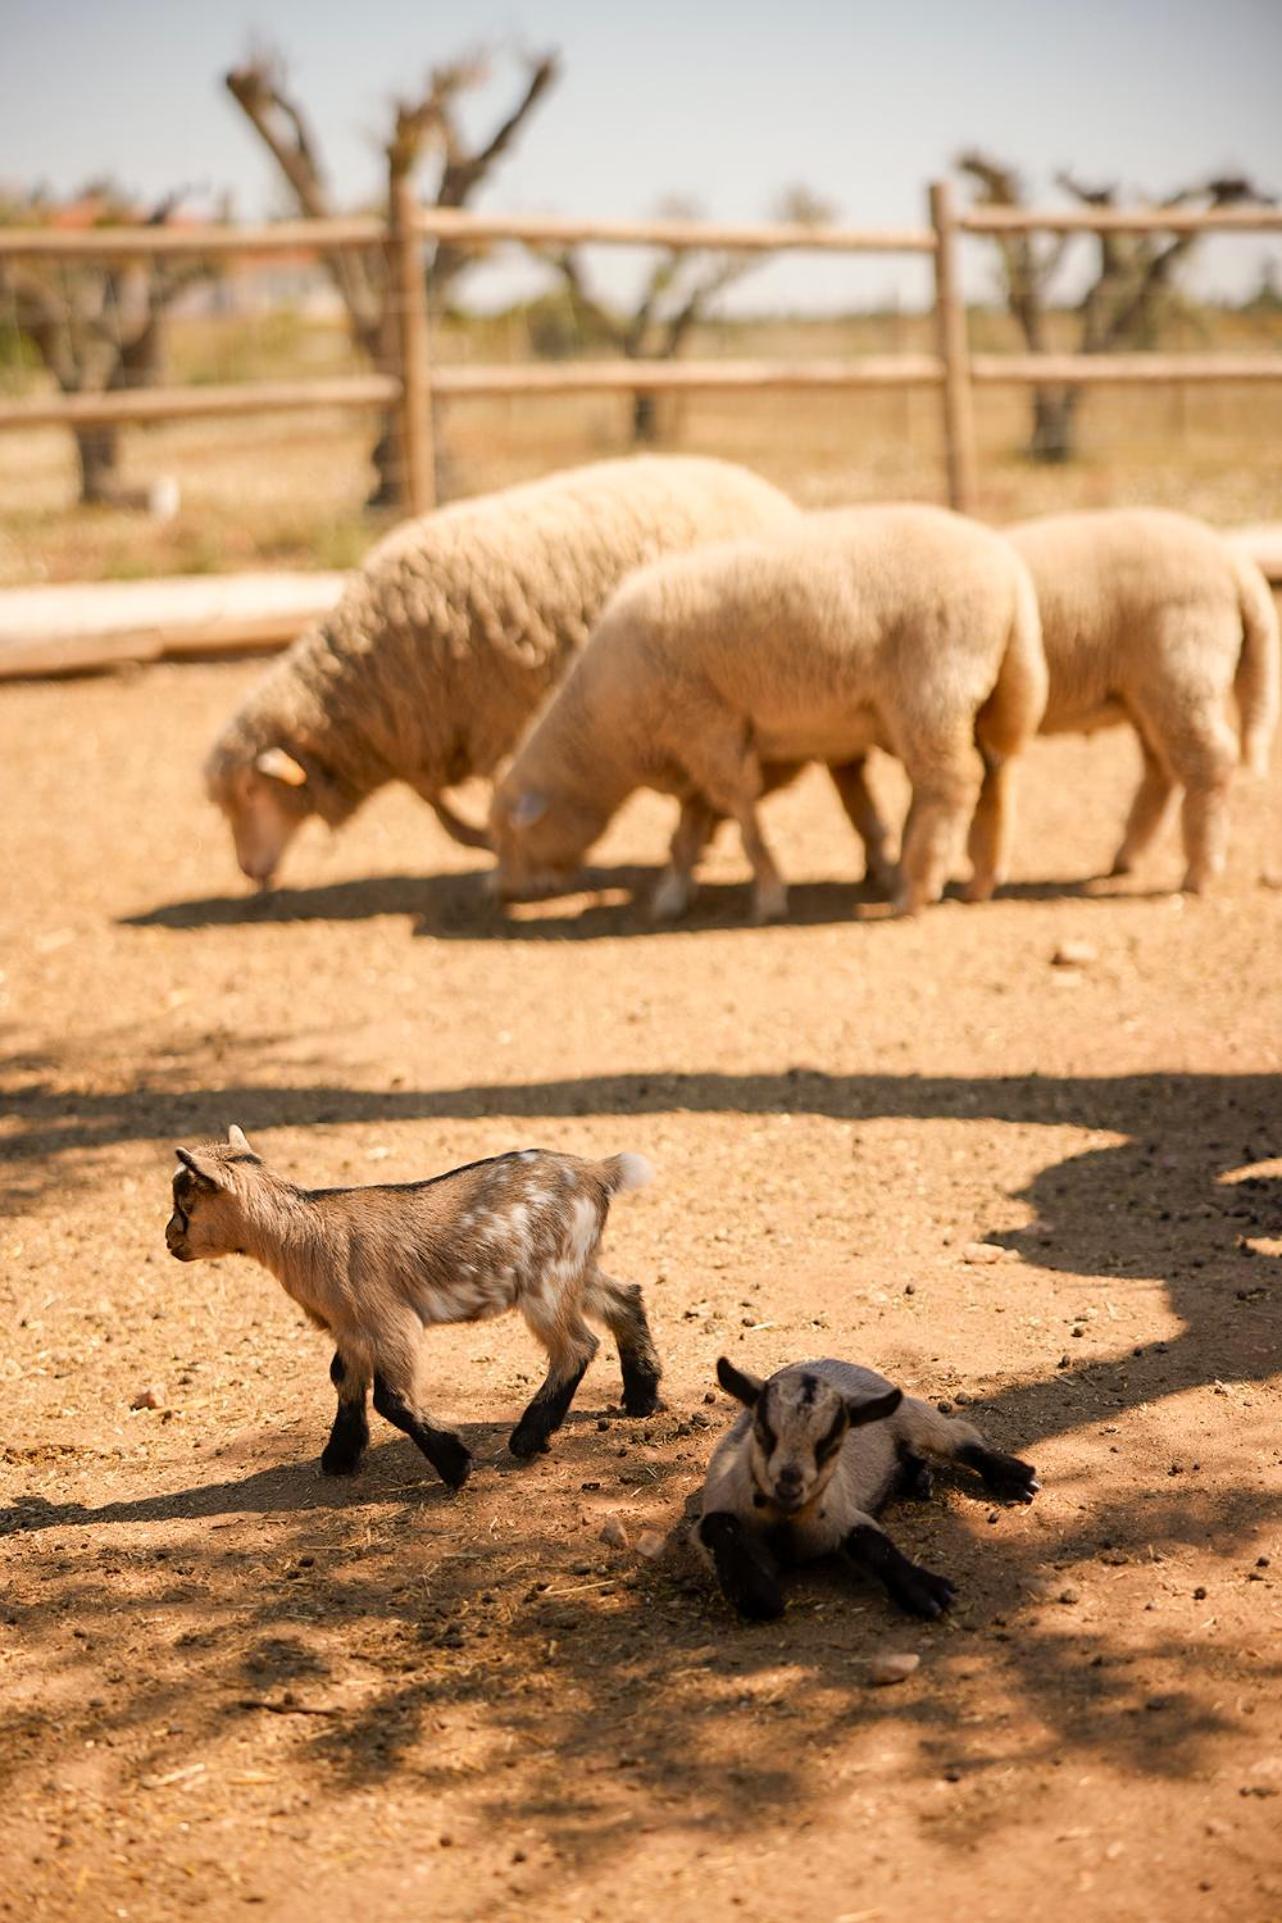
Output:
(717, 1356), (766, 1407)
(510, 789), (548, 829)
(226, 1123), (254, 1155)
(254, 747), (308, 788)
(175, 1146), (223, 1190)
(845, 1387), (903, 1428)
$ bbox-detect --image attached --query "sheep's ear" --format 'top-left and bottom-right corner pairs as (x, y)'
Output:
(845, 1387), (903, 1428)
(717, 1356), (765, 1407)
(510, 790), (548, 829)
(226, 1124), (254, 1154)
(175, 1146), (223, 1190)
(254, 747), (308, 788)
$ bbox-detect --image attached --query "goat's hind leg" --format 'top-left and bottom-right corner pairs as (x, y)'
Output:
(904, 1396), (1038, 1504)
(843, 1515), (955, 1619)
(586, 1269), (663, 1416)
(509, 1301), (599, 1459)
(371, 1324), (471, 1490)
(321, 1349), (371, 1476)
(700, 1511), (786, 1621)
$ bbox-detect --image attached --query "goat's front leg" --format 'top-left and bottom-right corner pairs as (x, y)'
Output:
(843, 1515), (956, 1619)
(955, 1441), (1039, 1504)
(371, 1331), (471, 1490)
(320, 1349), (371, 1476)
(699, 1511), (786, 1621)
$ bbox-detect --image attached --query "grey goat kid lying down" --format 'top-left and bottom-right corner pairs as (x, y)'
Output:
(696, 1357), (1038, 1621)
(165, 1127), (661, 1488)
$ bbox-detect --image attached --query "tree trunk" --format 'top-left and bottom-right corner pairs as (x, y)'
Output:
(1026, 384), (1080, 463)
(75, 424), (122, 505)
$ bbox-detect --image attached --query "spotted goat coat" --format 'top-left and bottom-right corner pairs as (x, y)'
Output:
(165, 1128), (660, 1489)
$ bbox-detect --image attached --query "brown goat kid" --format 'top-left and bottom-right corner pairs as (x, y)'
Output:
(165, 1127), (661, 1487)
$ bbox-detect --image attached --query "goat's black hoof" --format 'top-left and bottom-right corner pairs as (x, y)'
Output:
(433, 1437), (473, 1491)
(621, 1381), (663, 1417)
(893, 1566), (956, 1620)
(508, 1423), (550, 1461)
(983, 1453), (1039, 1505)
(320, 1449), (364, 1477)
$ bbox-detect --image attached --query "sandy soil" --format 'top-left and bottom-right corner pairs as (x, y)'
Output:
(2, 657), (1281, 1923)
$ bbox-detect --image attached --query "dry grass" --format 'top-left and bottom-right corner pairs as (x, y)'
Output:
(1, 305), (1280, 586)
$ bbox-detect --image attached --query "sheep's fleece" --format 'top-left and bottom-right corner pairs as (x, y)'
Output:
(205, 455), (799, 871)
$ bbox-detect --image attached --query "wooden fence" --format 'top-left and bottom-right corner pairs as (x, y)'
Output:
(3, 182), (1282, 518)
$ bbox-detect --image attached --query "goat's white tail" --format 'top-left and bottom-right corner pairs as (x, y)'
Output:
(599, 1151), (655, 1196)
(1233, 553), (1280, 777)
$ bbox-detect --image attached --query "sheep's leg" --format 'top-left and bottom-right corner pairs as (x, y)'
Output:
(370, 1328), (471, 1489)
(1160, 713), (1238, 894)
(842, 1516), (956, 1619)
(699, 1511), (786, 1621)
(585, 1270), (663, 1416)
(895, 728), (983, 915)
(1110, 730), (1176, 876)
(962, 750), (1015, 903)
(829, 756), (898, 893)
(652, 795), (718, 921)
(509, 1303), (599, 1459)
(687, 733), (788, 922)
(320, 1350), (371, 1476)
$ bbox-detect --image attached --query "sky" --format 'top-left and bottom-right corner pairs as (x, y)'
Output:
(4, 0), (1281, 312)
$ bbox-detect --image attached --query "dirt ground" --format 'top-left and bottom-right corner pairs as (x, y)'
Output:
(3, 656), (1282, 1923)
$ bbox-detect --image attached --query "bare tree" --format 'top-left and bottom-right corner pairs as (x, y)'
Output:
(543, 186), (836, 445)
(957, 152), (1271, 461)
(226, 46), (558, 506)
(0, 183), (217, 504)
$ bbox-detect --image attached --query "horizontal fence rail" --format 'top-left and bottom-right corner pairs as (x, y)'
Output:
(1, 186), (1280, 522)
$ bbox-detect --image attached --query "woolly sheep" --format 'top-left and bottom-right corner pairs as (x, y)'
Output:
(204, 456), (799, 885)
(1007, 507), (1280, 891)
(490, 504), (1046, 920)
(696, 1356), (1038, 1622)
(164, 1126), (661, 1487)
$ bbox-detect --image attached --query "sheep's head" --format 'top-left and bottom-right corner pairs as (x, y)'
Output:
(487, 780), (601, 902)
(205, 746), (315, 887)
(716, 1357), (903, 1517)
(166, 1125), (262, 1262)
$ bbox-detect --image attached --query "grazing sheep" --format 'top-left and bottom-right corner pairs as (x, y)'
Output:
(164, 1126), (661, 1487)
(1008, 508), (1280, 891)
(204, 456), (799, 885)
(696, 1356), (1038, 1622)
(491, 504), (1045, 920)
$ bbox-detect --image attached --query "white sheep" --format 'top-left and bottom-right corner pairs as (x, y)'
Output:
(490, 504), (1046, 920)
(1008, 507), (1280, 891)
(696, 1356), (1038, 1621)
(164, 1126), (661, 1486)
(204, 456), (799, 885)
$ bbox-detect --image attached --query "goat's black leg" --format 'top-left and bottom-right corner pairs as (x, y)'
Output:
(699, 1511), (786, 1621)
(372, 1372), (471, 1490)
(321, 1351), (370, 1476)
(588, 1272), (663, 1417)
(955, 1441), (1039, 1504)
(843, 1520), (956, 1619)
(895, 1448), (935, 1503)
(508, 1348), (596, 1459)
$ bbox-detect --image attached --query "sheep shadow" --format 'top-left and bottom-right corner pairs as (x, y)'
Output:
(118, 867), (1175, 940)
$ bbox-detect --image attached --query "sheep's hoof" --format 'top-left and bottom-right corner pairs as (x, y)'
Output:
(961, 874), (997, 904)
(650, 871), (693, 921)
(750, 882), (788, 925)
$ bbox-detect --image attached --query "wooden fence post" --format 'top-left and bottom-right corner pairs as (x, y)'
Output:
(389, 176), (435, 516)
(929, 180), (978, 514)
